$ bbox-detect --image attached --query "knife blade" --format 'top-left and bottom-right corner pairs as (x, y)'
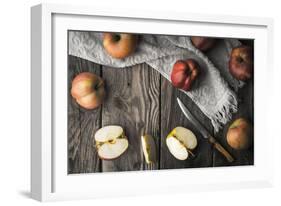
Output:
(177, 98), (234, 162)
(177, 98), (210, 139)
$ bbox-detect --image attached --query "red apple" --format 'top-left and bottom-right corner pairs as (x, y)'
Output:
(191, 36), (216, 51)
(229, 45), (253, 81)
(171, 59), (200, 91)
(71, 72), (105, 110)
(103, 33), (137, 59)
(226, 118), (253, 150)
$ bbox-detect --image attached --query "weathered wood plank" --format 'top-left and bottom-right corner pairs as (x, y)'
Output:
(160, 77), (213, 169)
(68, 55), (102, 174)
(213, 80), (254, 166)
(68, 56), (81, 172)
(68, 56), (253, 173)
(211, 40), (254, 167)
(101, 64), (160, 172)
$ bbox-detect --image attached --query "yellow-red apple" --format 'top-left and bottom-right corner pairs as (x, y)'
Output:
(103, 33), (137, 59)
(226, 118), (253, 150)
(71, 72), (105, 110)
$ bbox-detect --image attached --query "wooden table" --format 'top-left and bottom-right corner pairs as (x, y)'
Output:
(68, 54), (254, 174)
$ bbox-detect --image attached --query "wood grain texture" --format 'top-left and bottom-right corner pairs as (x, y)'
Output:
(213, 80), (254, 166)
(101, 64), (160, 172)
(68, 55), (102, 174)
(67, 56), (254, 173)
(210, 40), (254, 167)
(160, 77), (213, 169)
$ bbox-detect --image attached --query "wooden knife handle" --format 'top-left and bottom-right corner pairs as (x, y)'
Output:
(208, 136), (234, 163)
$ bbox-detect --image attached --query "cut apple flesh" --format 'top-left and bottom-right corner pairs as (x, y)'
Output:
(141, 135), (156, 164)
(173, 127), (197, 150)
(166, 136), (188, 160)
(94, 125), (128, 160)
(95, 125), (124, 142)
(97, 138), (128, 160)
(166, 127), (197, 160)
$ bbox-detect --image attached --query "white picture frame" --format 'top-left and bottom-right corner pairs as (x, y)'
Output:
(31, 3), (274, 202)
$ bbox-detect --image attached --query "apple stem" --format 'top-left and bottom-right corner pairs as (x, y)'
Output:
(113, 34), (121, 41)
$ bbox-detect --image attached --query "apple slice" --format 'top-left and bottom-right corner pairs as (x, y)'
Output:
(141, 135), (156, 164)
(166, 127), (197, 160)
(94, 125), (129, 160)
(166, 136), (189, 160)
(97, 138), (128, 160)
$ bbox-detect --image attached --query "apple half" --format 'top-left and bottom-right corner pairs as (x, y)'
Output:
(166, 127), (197, 160)
(141, 135), (157, 164)
(94, 125), (128, 160)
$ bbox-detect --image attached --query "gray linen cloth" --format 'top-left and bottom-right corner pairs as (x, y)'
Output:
(69, 32), (242, 132)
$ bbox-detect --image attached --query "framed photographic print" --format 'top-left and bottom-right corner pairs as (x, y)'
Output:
(31, 3), (274, 201)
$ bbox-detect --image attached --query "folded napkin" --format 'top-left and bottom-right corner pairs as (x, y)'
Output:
(69, 32), (241, 132)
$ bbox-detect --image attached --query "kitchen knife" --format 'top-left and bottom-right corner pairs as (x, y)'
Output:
(177, 98), (234, 163)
